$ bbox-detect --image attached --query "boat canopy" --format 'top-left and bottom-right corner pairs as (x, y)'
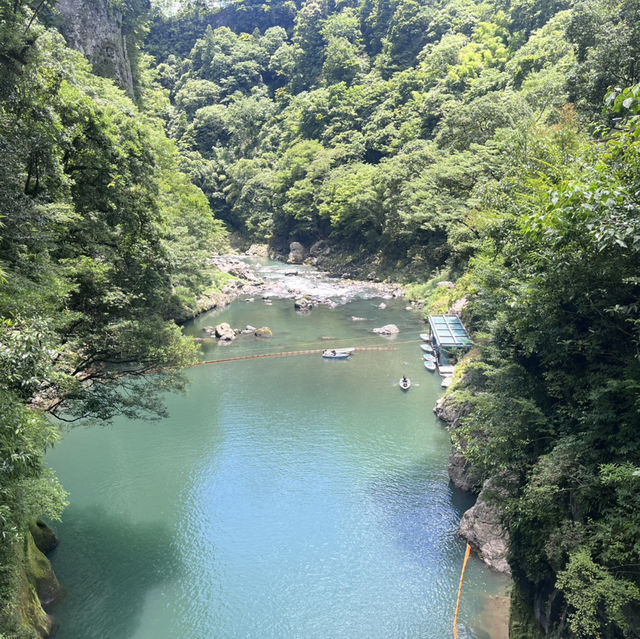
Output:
(428, 315), (472, 350)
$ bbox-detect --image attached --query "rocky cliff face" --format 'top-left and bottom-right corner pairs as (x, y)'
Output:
(458, 478), (512, 575)
(434, 389), (511, 575)
(56, 0), (135, 97)
(433, 394), (481, 492)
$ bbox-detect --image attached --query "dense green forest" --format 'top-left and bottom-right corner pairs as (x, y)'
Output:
(144, 4), (640, 632)
(1, 0), (639, 635)
(0, 0), (227, 634)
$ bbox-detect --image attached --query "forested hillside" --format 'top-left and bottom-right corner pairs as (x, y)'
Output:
(146, 0), (638, 279)
(143, 0), (640, 636)
(0, 1), (226, 634)
(1, 0), (639, 635)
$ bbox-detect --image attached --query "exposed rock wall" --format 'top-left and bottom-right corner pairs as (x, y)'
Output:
(433, 394), (481, 492)
(434, 390), (511, 575)
(458, 478), (512, 575)
(56, 0), (135, 97)
(12, 525), (62, 638)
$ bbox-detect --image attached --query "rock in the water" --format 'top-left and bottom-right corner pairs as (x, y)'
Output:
(29, 521), (59, 554)
(372, 324), (399, 335)
(254, 326), (273, 338)
(458, 478), (511, 575)
(215, 322), (235, 341)
(294, 297), (314, 311)
(351, 316), (367, 321)
(378, 302), (387, 309)
(288, 242), (307, 264)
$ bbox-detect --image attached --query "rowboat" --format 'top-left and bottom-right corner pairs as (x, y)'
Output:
(322, 349), (351, 359)
(420, 333), (431, 341)
(399, 377), (411, 390)
(424, 360), (436, 371)
(423, 353), (437, 363)
(420, 343), (434, 353)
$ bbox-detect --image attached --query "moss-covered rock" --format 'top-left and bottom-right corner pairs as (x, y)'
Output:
(26, 532), (62, 610)
(6, 531), (62, 638)
(15, 557), (52, 639)
(29, 521), (58, 555)
(254, 326), (273, 337)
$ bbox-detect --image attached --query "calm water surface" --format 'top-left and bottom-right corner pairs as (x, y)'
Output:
(47, 273), (508, 639)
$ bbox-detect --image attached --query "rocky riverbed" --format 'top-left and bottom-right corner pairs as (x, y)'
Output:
(209, 253), (406, 310)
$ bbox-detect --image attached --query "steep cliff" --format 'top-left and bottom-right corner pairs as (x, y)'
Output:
(433, 384), (511, 576)
(55, 0), (135, 97)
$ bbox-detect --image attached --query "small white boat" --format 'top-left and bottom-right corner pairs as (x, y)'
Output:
(322, 349), (351, 359)
(420, 343), (434, 353)
(424, 360), (436, 371)
(420, 333), (431, 341)
(441, 376), (453, 388)
(423, 353), (437, 363)
(399, 377), (411, 390)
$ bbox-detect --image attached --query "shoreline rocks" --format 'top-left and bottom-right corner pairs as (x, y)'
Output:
(434, 391), (511, 575)
(206, 253), (404, 315)
(287, 241), (307, 264)
(458, 479), (512, 576)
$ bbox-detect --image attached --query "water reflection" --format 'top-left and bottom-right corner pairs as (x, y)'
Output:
(49, 506), (181, 639)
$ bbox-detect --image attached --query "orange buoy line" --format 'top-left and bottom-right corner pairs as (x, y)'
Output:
(453, 543), (472, 638)
(192, 345), (398, 366)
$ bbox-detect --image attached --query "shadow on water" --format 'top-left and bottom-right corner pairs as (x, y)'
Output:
(49, 505), (182, 639)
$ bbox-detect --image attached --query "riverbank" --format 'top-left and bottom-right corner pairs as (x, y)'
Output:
(47, 279), (510, 638)
(206, 252), (406, 311)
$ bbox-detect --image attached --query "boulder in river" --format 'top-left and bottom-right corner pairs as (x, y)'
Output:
(254, 327), (273, 338)
(215, 323), (236, 341)
(294, 297), (314, 311)
(288, 242), (307, 264)
(372, 324), (399, 335)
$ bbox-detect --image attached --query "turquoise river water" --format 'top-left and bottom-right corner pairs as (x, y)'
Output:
(46, 264), (509, 639)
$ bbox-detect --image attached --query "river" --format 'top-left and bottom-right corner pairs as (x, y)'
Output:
(46, 259), (509, 639)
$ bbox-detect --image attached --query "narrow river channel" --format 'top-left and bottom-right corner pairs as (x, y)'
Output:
(46, 260), (509, 639)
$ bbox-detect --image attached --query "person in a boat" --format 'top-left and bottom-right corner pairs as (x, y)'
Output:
(402, 375), (408, 384)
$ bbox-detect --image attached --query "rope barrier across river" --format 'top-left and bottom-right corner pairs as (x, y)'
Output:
(191, 343), (406, 366)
